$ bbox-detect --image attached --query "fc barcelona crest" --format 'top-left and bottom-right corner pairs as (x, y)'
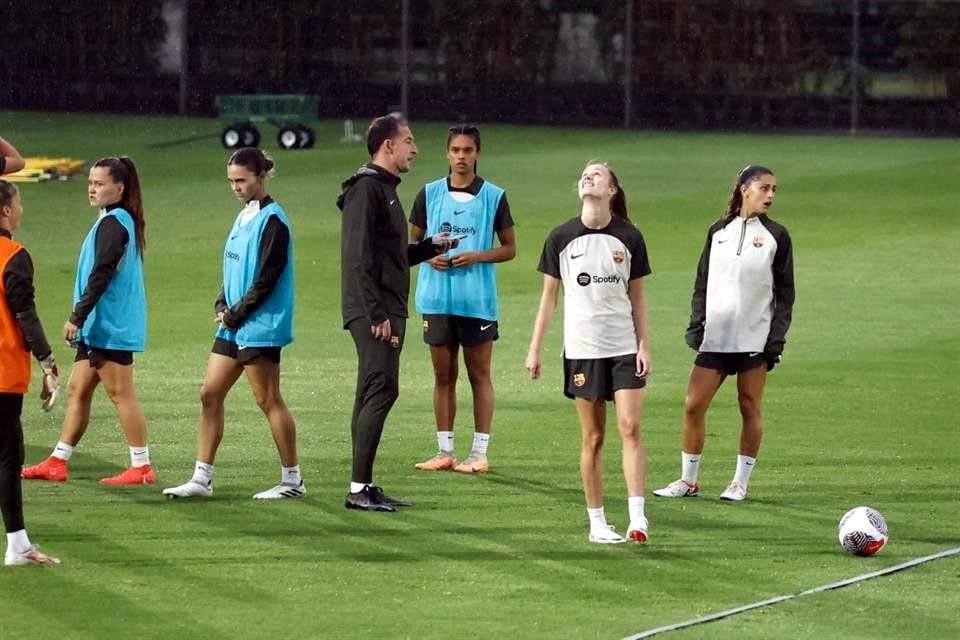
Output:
(573, 372), (587, 387)
(752, 236), (764, 248)
(423, 320), (429, 331)
(612, 249), (625, 263)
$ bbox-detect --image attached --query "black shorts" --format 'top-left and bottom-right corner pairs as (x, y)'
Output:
(422, 314), (498, 347)
(563, 354), (646, 401)
(212, 338), (282, 365)
(695, 352), (766, 376)
(74, 343), (134, 368)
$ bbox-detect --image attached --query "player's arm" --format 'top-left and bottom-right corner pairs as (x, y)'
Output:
(764, 227), (795, 369)
(66, 217), (128, 338)
(451, 194), (516, 267)
(409, 187), (453, 270)
(685, 227), (713, 350)
(525, 274), (560, 380)
(0, 136), (25, 175)
(628, 276), (652, 377)
(341, 180), (387, 324)
(220, 216), (288, 330)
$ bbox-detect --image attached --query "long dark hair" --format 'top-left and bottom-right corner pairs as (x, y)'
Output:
(0, 179), (16, 209)
(722, 165), (774, 223)
(584, 160), (630, 222)
(93, 157), (146, 257)
(228, 147), (275, 177)
(447, 125), (481, 174)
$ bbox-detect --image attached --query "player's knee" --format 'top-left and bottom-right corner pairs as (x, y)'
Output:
(581, 430), (604, 452)
(737, 394), (762, 417)
(199, 385), (225, 410)
(683, 396), (707, 420)
(618, 417), (642, 439)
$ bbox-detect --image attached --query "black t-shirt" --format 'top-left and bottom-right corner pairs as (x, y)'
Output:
(409, 176), (514, 232)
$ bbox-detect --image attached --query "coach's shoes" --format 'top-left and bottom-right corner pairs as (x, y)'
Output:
(162, 480), (213, 498)
(627, 518), (649, 544)
(720, 481), (747, 502)
(21, 456), (68, 482)
(253, 482), (306, 500)
(453, 452), (489, 474)
(653, 479), (700, 498)
(345, 486), (396, 512)
(4, 546), (61, 566)
(369, 485), (412, 508)
(588, 524), (626, 545)
(414, 451), (457, 471)
(100, 464), (155, 485)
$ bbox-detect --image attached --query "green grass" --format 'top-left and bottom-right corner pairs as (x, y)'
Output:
(1, 111), (958, 639)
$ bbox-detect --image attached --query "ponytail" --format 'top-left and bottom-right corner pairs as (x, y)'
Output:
(93, 156), (146, 257)
(722, 164), (774, 224)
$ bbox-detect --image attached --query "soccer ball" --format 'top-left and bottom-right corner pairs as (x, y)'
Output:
(838, 506), (889, 556)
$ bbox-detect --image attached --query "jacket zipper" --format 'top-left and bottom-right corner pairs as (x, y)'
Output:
(736, 217), (748, 256)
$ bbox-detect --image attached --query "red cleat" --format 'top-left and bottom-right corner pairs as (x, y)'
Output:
(100, 464), (156, 485)
(21, 456), (68, 482)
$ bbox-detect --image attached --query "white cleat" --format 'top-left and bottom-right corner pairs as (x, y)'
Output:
(253, 482), (306, 500)
(5, 546), (61, 566)
(627, 518), (649, 544)
(653, 479), (700, 498)
(588, 524), (626, 545)
(162, 481), (213, 499)
(720, 481), (747, 502)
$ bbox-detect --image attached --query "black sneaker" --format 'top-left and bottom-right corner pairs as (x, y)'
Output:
(369, 485), (412, 508)
(344, 485), (396, 512)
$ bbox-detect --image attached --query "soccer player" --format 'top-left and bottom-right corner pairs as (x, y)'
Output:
(1, 179), (60, 565)
(0, 136), (26, 175)
(337, 115), (458, 511)
(163, 147), (303, 500)
(526, 162), (652, 544)
(410, 125), (516, 474)
(22, 157), (152, 485)
(654, 165), (794, 502)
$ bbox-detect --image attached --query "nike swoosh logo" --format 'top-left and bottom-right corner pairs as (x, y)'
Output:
(389, 199), (396, 205)
(717, 239), (728, 244)
(480, 324), (493, 331)
(748, 352), (762, 357)
(571, 253), (584, 259)
(453, 210), (466, 215)
(238, 345), (247, 350)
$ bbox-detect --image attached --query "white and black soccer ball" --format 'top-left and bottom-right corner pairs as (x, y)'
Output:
(838, 506), (889, 556)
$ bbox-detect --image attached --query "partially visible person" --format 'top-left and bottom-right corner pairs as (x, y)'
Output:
(410, 125), (516, 474)
(22, 157), (151, 485)
(338, 114), (457, 511)
(0, 136), (26, 176)
(653, 165), (794, 502)
(163, 147), (303, 500)
(526, 162), (652, 544)
(1, 179), (61, 565)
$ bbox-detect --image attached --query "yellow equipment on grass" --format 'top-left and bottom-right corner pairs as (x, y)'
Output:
(5, 157), (86, 182)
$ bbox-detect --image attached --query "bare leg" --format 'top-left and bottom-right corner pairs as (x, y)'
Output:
(244, 359), (298, 467)
(575, 397), (606, 508)
(196, 354), (243, 464)
(613, 387), (646, 496)
(430, 344), (458, 432)
(94, 361), (148, 448)
(463, 341), (494, 435)
(57, 360), (100, 446)
(735, 365), (767, 457)
(681, 365), (726, 454)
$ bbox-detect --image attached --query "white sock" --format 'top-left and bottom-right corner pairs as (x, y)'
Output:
(472, 432), (490, 456)
(733, 454), (756, 488)
(130, 446), (150, 468)
(681, 451), (701, 484)
(191, 461), (214, 486)
(628, 496), (646, 524)
(51, 441), (74, 461)
(437, 430), (454, 453)
(587, 506), (607, 531)
(282, 465), (302, 486)
(350, 482), (368, 494)
(6, 529), (31, 555)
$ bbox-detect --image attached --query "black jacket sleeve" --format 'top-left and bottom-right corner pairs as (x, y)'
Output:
(685, 227), (713, 350)
(765, 228), (795, 355)
(407, 238), (441, 267)
(214, 287), (227, 314)
(70, 217), (128, 328)
(220, 216), (289, 330)
(3, 250), (53, 361)
(340, 179), (388, 324)
(408, 187), (428, 229)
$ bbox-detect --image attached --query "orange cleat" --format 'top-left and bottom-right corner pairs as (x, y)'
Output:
(100, 464), (156, 485)
(21, 456), (68, 482)
(453, 452), (489, 474)
(414, 451), (457, 471)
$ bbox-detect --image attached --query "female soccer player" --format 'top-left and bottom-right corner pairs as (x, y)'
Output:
(163, 147), (303, 500)
(526, 162), (652, 544)
(654, 165), (794, 502)
(410, 125), (516, 474)
(1, 179), (60, 565)
(22, 157), (151, 485)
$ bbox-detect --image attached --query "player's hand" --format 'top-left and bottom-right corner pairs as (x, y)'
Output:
(430, 232), (460, 252)
(371, 319), (392, 342)
(428, 255), (452, 270)
(62, 321), (78, 345)
(451, 251), (480, 268)
(525, 349), (542, 380)
(39, 355), (59, 411)
(635, 346), (652, 378)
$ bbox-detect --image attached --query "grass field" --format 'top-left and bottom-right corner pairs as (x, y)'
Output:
(0, 111), (958, 640)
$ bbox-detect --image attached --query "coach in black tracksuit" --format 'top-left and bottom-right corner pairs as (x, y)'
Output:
(337, 115), (457, 512)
